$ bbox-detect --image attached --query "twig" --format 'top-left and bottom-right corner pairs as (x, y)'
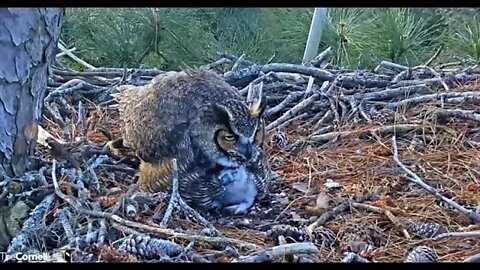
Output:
(306, 203), (350, 235)
(261, 63), (334, 82)
(341, 252), (371, 263)
(305, 76), (315, 95)
(433, 230), (480, 241)
(233, 242), (319, 262)
(231, 54), (246, 71)
(463, 253), (480, 263)
(200, 57), (232, 71)
(111, 223), (143, 236)
(309, 124), (429, 144)
(266, 53), (276, 64)
(309, 46), (334, 67)
(350, 202), (410, 239)
(98, 219), (108, 247)
(160, 159), (180, 227)
(424, 45), (443, 67)
(306, 192), (376, 234)
(219, 52), (255, 67)
(177, 197), (224, 237)
(385, 91), (480, 110)
(354, 84), (431, 101)
(52, 161), (80, 208)
(266, 93), (320, 132)
(309, 125), (334, 137)
(56, 47), (76, 58)
(109, 185), (137, 214)
(273, 112), (310, 131)
(374, 60), (409, 73)
(391, 136), (480, 224)
(265, 91), (304, 117)
(83, 208), (257, 249)
(52, 166), (256, 249)
(58, 208), (76, 247)
(58, 42), (95, 69)
(0, 188), (8, 201)
(434, 109), (480, 123)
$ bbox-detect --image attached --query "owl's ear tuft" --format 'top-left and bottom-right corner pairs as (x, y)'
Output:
(212, 103), (234, 126)
(246, 82), (265, 118)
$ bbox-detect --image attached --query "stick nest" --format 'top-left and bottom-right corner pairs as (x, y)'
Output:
(1, 53), (480, 262)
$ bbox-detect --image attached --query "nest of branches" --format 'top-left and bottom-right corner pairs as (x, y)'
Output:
(1, 49), (480, 263)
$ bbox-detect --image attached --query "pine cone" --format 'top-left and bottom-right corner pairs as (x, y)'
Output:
(312, 226), (337, 247)
(119, 234), (184, 260)
(266, 224), (306, 244)
(99, 246), (139, 262)
(339, 223), (375, 256)
(269, 132), (289, 149)
(370, 108), (397, 125)
(406, 220), (444, 239)
(405, 246), (438, 263)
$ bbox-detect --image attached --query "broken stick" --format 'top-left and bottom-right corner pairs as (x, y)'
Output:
(350, 202), (410, 239)
(233, 242), (319, 263)
(391, 136), (480, 224)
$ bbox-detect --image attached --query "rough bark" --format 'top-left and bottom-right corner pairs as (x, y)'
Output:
(0, 8), (65, 178)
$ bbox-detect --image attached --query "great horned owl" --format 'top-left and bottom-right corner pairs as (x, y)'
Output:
(113, 69), (272, 214)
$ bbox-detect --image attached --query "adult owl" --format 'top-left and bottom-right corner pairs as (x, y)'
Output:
(113, 69), (272, 214)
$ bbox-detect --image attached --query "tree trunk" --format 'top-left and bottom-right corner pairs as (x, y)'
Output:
(0, 8), (65, 179)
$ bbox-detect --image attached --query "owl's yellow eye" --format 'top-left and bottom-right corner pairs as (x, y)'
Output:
(223, 133), (236, 142)
(216, 129), (237, 152)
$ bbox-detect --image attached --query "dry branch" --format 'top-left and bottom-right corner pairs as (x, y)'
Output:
(160, 159), (180, 227)
(17, 51), (480, 262)
(308, 124), (429, 145)
(385, 91), (480, 110)
(463, 253), (480, 263)
(233, 242), (319, 262)
(391, 136), (480, 224)
(58, 42), (95, 69)
(51, 162), (253, 250)
(434, 109), (480, 123)
(433, 231), (480, 241)
(306, 192), (376, 234)
(350, 202), (410, 239)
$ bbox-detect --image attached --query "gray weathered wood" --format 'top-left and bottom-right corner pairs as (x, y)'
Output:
(302, 8), (328, 64)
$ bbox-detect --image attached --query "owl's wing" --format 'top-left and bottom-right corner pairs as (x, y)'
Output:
(112, 84), (146, 119)
(112, 77), (191, 164)
(135, 121), (191, 164)
(112, 84), (150, 151)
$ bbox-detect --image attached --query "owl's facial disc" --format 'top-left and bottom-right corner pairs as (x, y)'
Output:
(211, 101), (265, 164)
(215, 129), (253, 161)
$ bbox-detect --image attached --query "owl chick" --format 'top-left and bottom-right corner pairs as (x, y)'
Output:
(113, 69), (272, 214)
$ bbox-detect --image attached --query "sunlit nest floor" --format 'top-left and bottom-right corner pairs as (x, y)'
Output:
(36, 81), (480, 263)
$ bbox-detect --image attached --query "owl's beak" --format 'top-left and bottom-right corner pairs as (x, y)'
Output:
(237, 142), (253, 161)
